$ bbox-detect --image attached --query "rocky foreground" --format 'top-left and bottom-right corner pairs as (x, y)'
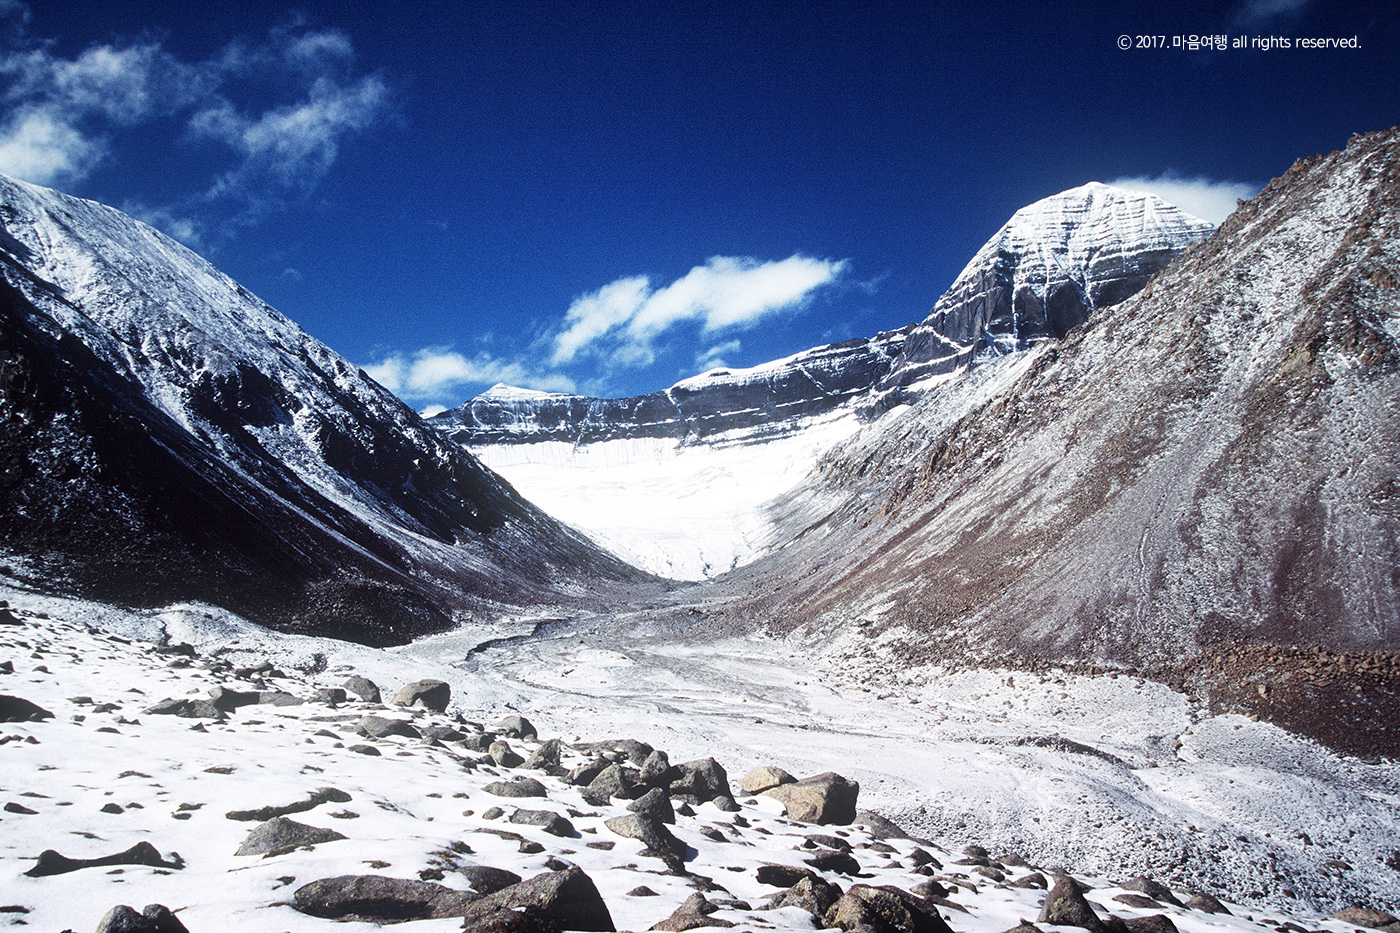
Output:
(1, 598), (1397, 933)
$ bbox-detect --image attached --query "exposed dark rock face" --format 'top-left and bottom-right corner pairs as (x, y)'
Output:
(0, 173), (645, 647)
(434, 186), (1210, 452)
(714, 127), (1400, 756)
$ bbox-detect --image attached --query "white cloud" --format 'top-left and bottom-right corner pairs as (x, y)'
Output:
(1106, 172), (1260, 225)
(0, 106), (103, 184)
(695, 339), (741, 372)
(1232, 0), (1312, 26)
(552, 255), (847, 368)
(363, 349), (576, 401)
(0, 18), (388, 236)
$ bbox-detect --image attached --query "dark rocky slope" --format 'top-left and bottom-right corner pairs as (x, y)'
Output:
(711, 129), (1400, 756)
(0, 175), (646, 644)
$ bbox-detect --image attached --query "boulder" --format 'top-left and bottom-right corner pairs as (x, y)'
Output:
(651, 892), (735, 930)
(668, 758), (732, 804)
(1121, 876), (1181, 907)
(393, 679), (450, 712)
(458, 867), (614, 931)
(824, 884), (953, 933)
(627, 787), (676, 824)
(565, 758), (611, 786)
(770, 875), (841, 919)
(357, 715), (421, 739)
(342, 675), (381, 703)
(313, 687), (348, 705)
(804, 849), (861, 875)
(582, 763), (637, 805)
(1124, 917), (1179, 933)
(509, 809), (575, 837)
(489, 740), (525, 768)
(0, 694), (53, 722)
(95, 904), (189, 933)
(755, 864), (819, 888)
(739, 766), (795, 794)
(1183, 892), (1230, 915)
(604, 813), (686, 869)
(293, 874), (479, 921)
(1038, 877), (1104, 932)
(460, 865), (523, 895)
(1329, 909), (1400, 929)
(484, 777), (549, 798)
(492, 715), (538, 740)
(574, 738), (654, 766)
(225, 787), (351, 822)
(207, 685), (260, 712)
(763, 772), (859, 825)
(235, 816), (347, 857)
(25, 841), (182, 877)
(524, 738), (562, 770)
(854, 810), (916, 840)
(143, 698), (225, 720)
(639, 750), (673, 785)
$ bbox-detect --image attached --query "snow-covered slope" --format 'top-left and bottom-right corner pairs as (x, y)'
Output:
(3, 585), (1398, 929)
(0, 173), (644, 643)
(436, 185), (1212, 579)
(714, 128), (1400, 756)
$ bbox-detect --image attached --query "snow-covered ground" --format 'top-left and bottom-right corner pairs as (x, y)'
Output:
(471, 411), (867, 580)
(2, 583), (1396, 931)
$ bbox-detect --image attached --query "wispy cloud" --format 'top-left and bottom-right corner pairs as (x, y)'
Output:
(695, 339), (741, 372)
(1106, 172), (1260, 225)
(362, 348), (576, 402)
(0, 6), (389, 239)
(1231, 0), (1313, 26)
(552, 255), (847, 368)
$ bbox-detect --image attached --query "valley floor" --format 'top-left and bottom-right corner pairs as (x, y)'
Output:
(1, 582), (1397, 930)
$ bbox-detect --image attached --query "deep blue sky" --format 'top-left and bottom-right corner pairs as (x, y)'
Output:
(3, 0), (1396, 411)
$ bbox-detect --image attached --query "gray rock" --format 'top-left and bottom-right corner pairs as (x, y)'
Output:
(421, 723), (465, 743)
(460, 731), (497, 752)
(604, 813), (686, 863)
(739, 766), (795, 794)
(639, 750), (672, 785)
(143, 698), (225, 720)
(95, 904), (189, 933)
(509, 808), (575, 836)
(313, 687), (348, 705)
(523, 737), (563, 770)
(627, 787), (676, 824)
(292, 874), (479, 921)
(484, 777), (549, 798)
(668, 758), (732, 804)
(583, 763), (637, 805)
(458, 867), (614, 931)
(1037, 877), (1104, 931)
(24, 841), (182, 877)
(651, 892), (735, 930)
(1014, 872), (1048, 889)
(356, 715), (420, 739)
(565, 758), (611, 786)
(755, 864), (819, 888)
(771, 875), (841, 919)
(348, 744), (381, 756)
(460, 864), (523, 895)
(1183, 892), (1230, 915)
(489, 740), (524, 768)
(1123, 916), (1179, 933)
(1329, 909), (1399, 929)
(257, 690), (302, 707)
(392, 679), (450, 713)
(854, 810), (916, 840)
(574, 738), (653, 766)
(492, 714), (538, 740)
(234, 816), (347, 857)
(207, 685), (260, 712)
(1121, 875), (1181, 907)
(225, 787), (352, 822)
(763, 772), (859, 825)
(341, 675), (380, 703)
(824, 884), (953, 933)
(805, 849), (861, 874)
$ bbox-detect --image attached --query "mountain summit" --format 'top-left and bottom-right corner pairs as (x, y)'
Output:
(433, 184), (1214, 578)
(0, 173), (643, 644)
